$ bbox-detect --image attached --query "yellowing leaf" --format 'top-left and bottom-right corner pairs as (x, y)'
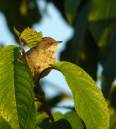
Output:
(20, 27), (42, 48)
(26, 37), (58, 76)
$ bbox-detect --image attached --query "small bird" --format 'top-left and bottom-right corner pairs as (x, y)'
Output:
(26, 37), (61, 77)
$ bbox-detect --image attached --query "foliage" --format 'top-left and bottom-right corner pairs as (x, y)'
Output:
(57, 0), (116, 100)
(53, 62), (109, 129)
(0, 0), (116, 128)
(0, 28), (110, 128)
(0, 46), (36, 129)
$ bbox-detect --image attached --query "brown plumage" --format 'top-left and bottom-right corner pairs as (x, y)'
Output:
(26, 37), (58, 76)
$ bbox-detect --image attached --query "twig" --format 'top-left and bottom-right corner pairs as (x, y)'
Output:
(34, 79), (54, 122)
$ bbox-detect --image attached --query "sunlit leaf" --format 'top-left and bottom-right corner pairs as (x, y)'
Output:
(0, 46), (36, 129)
(53, 112), (63, 121)
(53, 61), (109, 129)
(64, 112), (83, 129)
(20, 27), (42, 48)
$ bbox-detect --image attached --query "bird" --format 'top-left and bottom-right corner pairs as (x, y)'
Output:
(25, 37), (62, 77)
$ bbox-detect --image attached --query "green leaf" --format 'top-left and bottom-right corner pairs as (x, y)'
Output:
(64, 112), (83, 129)
(64, 0), (80, 24)
(36, 112), (48, 126)
(109, 109), (116, 129)
(0, 116), (12, 129)
(39, 119), (73, 129)
(38, 111), (83, 129)
(20, 27), (42, 48)
(53, 112), (63, 121)
(89, 21), (116, 47)
(0, 45), (36, 129)
(53, 61), (109, 129)
(53, 112), (84, 129)
(14, 27), (21, 37)
(89, 0), (116, 21)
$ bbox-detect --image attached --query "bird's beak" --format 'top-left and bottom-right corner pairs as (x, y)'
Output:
(56, 41), (62, 43)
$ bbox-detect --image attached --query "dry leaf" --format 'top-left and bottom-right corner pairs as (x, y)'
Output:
(26, 37), (58, 76)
